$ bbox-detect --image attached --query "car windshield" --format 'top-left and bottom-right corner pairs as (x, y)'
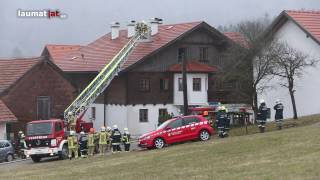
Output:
(157, 119), (173, 130)
(27, 122), (52, 136)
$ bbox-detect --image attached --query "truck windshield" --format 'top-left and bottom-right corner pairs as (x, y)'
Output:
(27, 122), (52, 136)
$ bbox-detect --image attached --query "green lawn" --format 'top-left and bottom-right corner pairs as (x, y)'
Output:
(1, 114), (320, 180)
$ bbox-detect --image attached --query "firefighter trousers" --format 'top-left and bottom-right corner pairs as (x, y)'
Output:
(99, 144), (106, 155)
(112, 144), (121, 152)
(68, 147), (78, 159)
(88, 146), (95, 156)
(124, 143), (130, 151)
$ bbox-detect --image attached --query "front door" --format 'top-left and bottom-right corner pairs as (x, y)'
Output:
(165, 119), (185, 144)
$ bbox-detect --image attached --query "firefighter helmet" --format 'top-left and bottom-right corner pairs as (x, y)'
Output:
(124, 128), (129, 132)
(80, 131), (85, 135)
(203, 111), (209, 116)
(101, 126), (106, 132)
(18, 131), (23, 134)
(70, 131), (75, 135)
(68, 111), (73, 116)
(260, 99), (265, 104)
(113, 125), (118, 129)
(276, 99), (281, 104)
(107, 126), (111, 131)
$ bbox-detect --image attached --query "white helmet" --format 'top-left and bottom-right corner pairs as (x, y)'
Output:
(70, 131), (75, 135)
(276, 99), (281, 104)
(68, 111), (73, 116)
(21, 134), (25, 138)
(124, 128), (129, 131)
(107, 126), (112, 131)
(260, 99), (265, 104)
(113, 125), (118, 129)
(80, 131), (85, 135)
(101, 126), (106, 131)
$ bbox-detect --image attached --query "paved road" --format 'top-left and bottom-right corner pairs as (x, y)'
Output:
(0, 141), (141, 168)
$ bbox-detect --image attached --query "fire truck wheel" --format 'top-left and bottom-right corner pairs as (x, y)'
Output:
(31, 155), (41, 163)
(59, 144), (69, 160)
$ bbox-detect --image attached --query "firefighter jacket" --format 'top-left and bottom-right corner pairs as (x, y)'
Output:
(98, 132), (109, 145)
(79, 134), (88, 150)
(111, 129), (122, 145)
(216, 112), (229, 128)
(257, 103), (268, 121)
(67, 135), (78, 149)
(87, 133), (96, 147)
(122, 132), (131, 144)
(274, 103), (284, 120)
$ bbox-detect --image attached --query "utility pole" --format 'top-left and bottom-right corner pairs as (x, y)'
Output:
(182, 51), (189, 116)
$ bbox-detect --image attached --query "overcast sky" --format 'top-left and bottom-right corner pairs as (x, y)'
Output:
(0, 0), (319, 58)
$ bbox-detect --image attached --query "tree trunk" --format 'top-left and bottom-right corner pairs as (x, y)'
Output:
(289, 88), (298, 119)
(252, 86), (258, 124)
(182, 56), (189, 116)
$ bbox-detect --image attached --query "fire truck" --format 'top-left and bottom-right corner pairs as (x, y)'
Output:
(24, 22), (150, 162)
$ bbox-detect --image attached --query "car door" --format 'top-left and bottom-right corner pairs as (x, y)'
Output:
(184, 117), (201, 140)
(165, 118), (185, 144)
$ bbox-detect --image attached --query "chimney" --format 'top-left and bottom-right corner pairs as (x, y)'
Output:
(150, 18), (162, 36)
(111, 22), (120, 40)
(127, 20), (136, 38)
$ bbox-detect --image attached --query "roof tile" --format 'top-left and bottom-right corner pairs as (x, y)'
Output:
(0, 99), (17, 122)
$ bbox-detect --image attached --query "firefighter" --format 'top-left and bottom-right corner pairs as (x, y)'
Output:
(274, 99), (284, 130)
(216, 106), (230, 138)
(79, 131), (88, 158)
(111, 125), (122, 153)
(67, 130), (78, 160)
(257, 99), (268, 133)
(98, 126), (108, 155)
(106, 126), (112, 151)
(87, 128), (96, 156)
(122, 128), (131, 152)
(68, 111), (77, 131)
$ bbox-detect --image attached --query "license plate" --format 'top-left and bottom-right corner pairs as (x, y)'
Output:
(31, 148), (47, 154)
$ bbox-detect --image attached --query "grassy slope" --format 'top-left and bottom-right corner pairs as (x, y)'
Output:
(1, 115), (320, 180)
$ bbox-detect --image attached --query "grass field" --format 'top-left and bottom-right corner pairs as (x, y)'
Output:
(1, 114), (320, 180)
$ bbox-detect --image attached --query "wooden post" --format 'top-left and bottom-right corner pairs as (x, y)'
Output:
(182, 53), (189, 116)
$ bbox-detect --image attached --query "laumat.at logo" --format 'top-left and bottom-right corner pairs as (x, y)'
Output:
(17, 9), (68, 19)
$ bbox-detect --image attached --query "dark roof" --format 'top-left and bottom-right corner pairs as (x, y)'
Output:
(169, 61), (218, 73)
(0, 99), (17, 122)
(0, 57), (42, 94)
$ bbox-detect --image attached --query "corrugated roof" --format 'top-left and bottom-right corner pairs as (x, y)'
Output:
(0, 57), (42, 94)
(0, 99), (17, 122)
(169, 61), (218, 72)
(285, 10), (320, 43)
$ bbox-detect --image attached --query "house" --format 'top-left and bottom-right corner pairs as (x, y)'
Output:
(0, 57), (76, 140)
(44, 21), (252, 135)
(260, 10), (320, 119)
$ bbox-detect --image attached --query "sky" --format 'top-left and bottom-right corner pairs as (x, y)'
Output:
(0, 0), (319, 58)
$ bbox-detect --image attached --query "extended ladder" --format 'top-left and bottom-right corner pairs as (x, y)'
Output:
(64, 22), (149, 130)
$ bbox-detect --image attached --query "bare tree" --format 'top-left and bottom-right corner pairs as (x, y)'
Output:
(272, 42), (318, 119)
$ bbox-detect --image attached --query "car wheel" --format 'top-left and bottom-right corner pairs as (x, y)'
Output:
(5, 154), (13, 162)
(154, 138), (165, 149)
(59, 144), (69, 160)
(31, 155), (41, 163)
(199, 130), (210, 141)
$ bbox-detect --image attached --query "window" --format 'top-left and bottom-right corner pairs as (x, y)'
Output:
(160, 78), (169, 91)
(178, 78), (183, 91)
(178, 48), (186, 63)
(168, 119), (183, 129)
(159, 109), (168, 117)
(139, 79), (150, 91)
(37, 96), (51, 120)
(200, 47), (208, 62)
(139, 109), (148, 122)
(184, 117), (200, 125)
(193, 78), (201, 91)
(91, 107), (96, 120)
(55, 122), (62, 132)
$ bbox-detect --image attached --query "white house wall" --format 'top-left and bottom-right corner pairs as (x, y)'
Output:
(259, 20), (320, 119)
(0, 123), (6, 139)
(84, 104), (180, 135)
(173, 73), (208, 105)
